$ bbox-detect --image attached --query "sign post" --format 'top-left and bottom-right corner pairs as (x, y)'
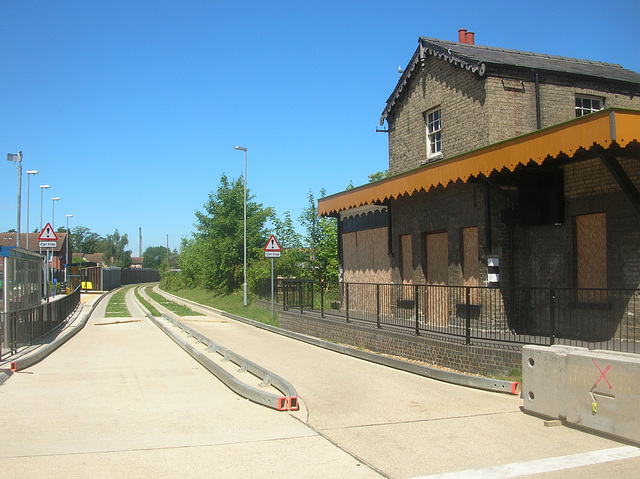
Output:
(38, 223), (58, 299)
(263, 235), (282, 319)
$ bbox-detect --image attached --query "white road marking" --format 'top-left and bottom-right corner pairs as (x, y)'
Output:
(412, 446), (640, 478)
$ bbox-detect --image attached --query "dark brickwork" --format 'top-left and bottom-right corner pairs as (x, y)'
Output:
(386, 56), (640, 177)
(276, 309), (521, 377)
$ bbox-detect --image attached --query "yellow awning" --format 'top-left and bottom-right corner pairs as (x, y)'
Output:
(319, 109), (640, 216)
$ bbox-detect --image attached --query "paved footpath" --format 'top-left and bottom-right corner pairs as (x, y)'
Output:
(0, 288), (638, 478)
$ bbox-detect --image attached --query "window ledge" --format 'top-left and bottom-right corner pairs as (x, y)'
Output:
(420, 152), (443, 165)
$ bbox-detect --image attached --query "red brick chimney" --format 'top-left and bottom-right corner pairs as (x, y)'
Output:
(458, 28), (475, 45)
(465, 31), (475, 45)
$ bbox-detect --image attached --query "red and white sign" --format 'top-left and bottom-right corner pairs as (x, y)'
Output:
(38, 223), (58, 248)
(263, 235), (281, 258)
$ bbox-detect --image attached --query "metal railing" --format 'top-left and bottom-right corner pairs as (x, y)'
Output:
(256, 279), (639, 353)
(1, 286), (82, 360)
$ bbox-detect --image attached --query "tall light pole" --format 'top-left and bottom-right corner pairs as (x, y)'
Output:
(40, 185), (50, 300)
(40, 185), (50, 231)
(26, 170), (39, 249)
(65, 214), (73, 282)
(7, 151), (23, 247)
(51, 197), (61, 230)
(235, 145), (248, 307)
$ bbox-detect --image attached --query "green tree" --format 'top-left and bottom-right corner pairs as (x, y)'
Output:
(102, 229), (132, 268)
(298, 189), (338, 283)
(71, 226), (104, 254)
(270, 210), (302, 249)
(368, 170), (390, 182)
(180, 174), (272, 293)
(143, 245), (169, 269)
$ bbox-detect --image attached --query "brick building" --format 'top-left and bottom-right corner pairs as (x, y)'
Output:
(0, 232), (70, 270)
(318, 32), (640, 337)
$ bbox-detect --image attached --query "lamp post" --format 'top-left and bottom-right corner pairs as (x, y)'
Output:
(7, 151), (23, 247)
(40, 185), (50, 231)
(65, 214), (73, 283)
(50, 197), (61, 298)
(235, 145), (247, 307)
(26, 170), (39, 249)
(51, 197), (61, 230)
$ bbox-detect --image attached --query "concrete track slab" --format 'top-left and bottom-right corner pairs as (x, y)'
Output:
(167, 301), (638, 479)
(0, 289), (380, 478)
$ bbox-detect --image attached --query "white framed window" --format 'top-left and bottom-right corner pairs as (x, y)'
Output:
(425, 108), (443, 162)
(575, 95), (604, 117)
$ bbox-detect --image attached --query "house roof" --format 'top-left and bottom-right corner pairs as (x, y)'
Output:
(381, 37), (640, 125)
(0, 232), (67, 253)
(319, 108), (640, 217)
(73, 252), (104, 264)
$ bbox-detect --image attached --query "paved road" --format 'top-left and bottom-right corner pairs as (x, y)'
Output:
(0, 287), (638, 478)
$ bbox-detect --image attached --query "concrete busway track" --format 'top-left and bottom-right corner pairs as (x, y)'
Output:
(152, 287), (521, 395)
(147, 311), (300, 412)
(0, 286), (381, 479)
(139, 285), (640, 478)
(0, 285), (638, 478)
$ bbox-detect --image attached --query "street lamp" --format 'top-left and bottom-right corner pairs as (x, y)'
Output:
(235, 145), (247, 307)
(51, 197), (61, 230)
(65, 214), (73, 282)
(40, 185), (50, 231)
(7, 151), (23, 247)
(26, 170), (39, 249)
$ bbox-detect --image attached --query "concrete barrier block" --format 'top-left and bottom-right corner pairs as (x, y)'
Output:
(564, 349), (640, 444)
(522, 345), (588, 419)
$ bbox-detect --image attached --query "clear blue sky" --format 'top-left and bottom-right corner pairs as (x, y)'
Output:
(2, 0), (639, 254)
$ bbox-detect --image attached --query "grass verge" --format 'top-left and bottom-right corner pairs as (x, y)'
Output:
(135, 286), (161, 316)
(146, 288), (204, 317)
(105, 287), (132, 318)
(159, 287), (279, 327)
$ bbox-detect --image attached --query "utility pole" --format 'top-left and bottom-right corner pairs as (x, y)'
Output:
(7, 151), (23, 247)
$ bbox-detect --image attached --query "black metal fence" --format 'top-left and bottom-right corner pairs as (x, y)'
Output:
(1, 286), (82, 360)
(256, 279), (639, 353)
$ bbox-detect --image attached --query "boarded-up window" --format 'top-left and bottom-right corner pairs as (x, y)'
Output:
(426, 232), (448, 285)
(401, 234), (413, 284)
(576, 213), (607, 302)
(342, 228), (391, 284)
(424, 232), (449, 325)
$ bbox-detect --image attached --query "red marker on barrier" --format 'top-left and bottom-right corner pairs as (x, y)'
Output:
(511, 382), (521, 395)
(10, 362), (17, 372)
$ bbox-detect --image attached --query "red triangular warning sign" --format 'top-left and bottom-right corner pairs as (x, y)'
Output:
(38, 223), (58, 241)
(263, 235), (281, 252)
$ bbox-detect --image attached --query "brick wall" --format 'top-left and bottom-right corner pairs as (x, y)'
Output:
(386, 57), (640, 177)
(341, 154), (640, 293)
(277, 309), (521, 377)
(387, 56), (488, 175)
(387, 181), (493, 285)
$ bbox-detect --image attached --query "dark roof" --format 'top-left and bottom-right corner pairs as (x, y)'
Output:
(420, 37), (640, 85)
(73, 252), (104, 264)
(381, 37), (640, 124)
(0, 232), (67, 253)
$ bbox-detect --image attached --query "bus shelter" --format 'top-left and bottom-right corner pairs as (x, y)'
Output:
(1, 246), (43, 349)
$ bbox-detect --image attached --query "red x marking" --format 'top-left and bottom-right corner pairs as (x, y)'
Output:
(592, 359), (612, 389)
